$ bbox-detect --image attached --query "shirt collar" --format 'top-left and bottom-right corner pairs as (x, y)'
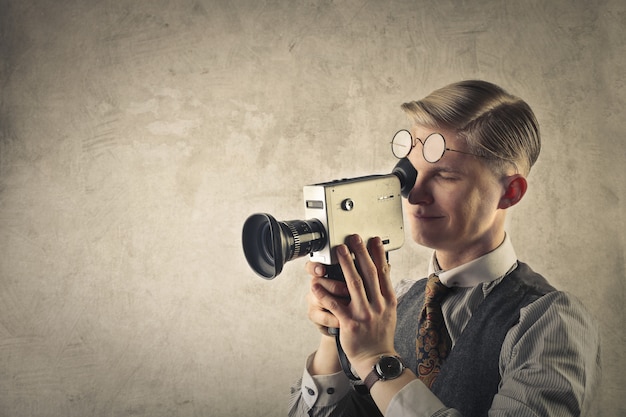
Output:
(428, 234), (517, 288)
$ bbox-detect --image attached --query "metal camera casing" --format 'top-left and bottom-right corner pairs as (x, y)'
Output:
(241, 158), (415, 279)
(303, 173), (405, 265)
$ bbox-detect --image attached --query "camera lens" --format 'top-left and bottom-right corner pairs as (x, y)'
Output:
(259, 222), (276, 267)
(242, 213), (327, 279)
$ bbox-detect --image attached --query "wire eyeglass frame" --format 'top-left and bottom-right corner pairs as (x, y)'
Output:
(391, 129), (481, 163)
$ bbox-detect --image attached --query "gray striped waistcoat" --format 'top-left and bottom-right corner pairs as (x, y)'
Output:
(394, 262), (555, 417)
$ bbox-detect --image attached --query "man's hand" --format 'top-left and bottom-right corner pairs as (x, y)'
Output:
(305, 262), (351, 336)
(309, 234), (399, 378)
(304, 260), (351, 375)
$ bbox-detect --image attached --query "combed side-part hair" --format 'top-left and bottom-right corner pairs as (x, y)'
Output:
(401, 80), (540, 176)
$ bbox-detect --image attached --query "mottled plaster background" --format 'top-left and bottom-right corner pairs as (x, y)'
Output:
(0, 0), (624, 416)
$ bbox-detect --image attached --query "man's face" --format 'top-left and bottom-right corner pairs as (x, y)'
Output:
(404, 125), (507, 263)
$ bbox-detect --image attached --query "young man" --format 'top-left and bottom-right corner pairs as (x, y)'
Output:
(288, 80), (601, 416)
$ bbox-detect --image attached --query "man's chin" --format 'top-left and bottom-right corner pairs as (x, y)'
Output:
(411, 232), (446, 250)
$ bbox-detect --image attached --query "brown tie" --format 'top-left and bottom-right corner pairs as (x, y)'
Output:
(416, 274), (452, 389)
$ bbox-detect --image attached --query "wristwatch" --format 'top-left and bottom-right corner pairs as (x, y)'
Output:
(363, 355), (406, 391)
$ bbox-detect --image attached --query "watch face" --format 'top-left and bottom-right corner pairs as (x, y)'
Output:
(376, 356), (403, 379)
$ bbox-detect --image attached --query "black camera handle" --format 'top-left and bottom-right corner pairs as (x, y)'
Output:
(324, 252), (390, 381)
(325, 263), (361, 380)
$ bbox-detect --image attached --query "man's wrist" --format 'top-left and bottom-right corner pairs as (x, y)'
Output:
(352, 352), (399, 383)
(309, 337), (342, 376)
(361, 355), (407, 391)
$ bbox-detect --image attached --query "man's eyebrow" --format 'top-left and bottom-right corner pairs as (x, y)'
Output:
(431, 165), (465, 174)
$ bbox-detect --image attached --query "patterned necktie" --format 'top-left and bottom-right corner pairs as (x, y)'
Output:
(416, 274), (452, 389)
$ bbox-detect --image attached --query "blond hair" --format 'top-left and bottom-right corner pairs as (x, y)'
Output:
(401, 80), (540, 176)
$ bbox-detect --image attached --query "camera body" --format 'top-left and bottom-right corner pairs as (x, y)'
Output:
(303, 173), (405, 265)
(241, 158), (416, 279)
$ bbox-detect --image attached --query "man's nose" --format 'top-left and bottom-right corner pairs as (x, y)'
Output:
(407, 176), (433, 205)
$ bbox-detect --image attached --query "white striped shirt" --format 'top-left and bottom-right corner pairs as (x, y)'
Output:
(289, 235), (601, 416)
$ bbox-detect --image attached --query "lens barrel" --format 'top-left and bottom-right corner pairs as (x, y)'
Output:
(242, 213), (326, 279)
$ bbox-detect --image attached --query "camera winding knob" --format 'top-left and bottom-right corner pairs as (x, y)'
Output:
(341, 198), (355, 211)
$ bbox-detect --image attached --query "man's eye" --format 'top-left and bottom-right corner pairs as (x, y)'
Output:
(438, 174), (458, 181)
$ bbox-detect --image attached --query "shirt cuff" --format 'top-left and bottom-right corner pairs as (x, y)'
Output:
(300, 352), (353, 409)
(386, 379), (447, 417)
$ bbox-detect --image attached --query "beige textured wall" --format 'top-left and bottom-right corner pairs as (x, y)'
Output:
(0, 0), (624, 416)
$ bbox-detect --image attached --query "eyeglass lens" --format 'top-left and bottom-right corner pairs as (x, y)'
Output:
(391, 130), (447, 163)
(391, 130), (413, 158)
(423, 134), (446, 163)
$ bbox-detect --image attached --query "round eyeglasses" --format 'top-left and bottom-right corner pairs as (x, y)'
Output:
(391, 129), (480, 163)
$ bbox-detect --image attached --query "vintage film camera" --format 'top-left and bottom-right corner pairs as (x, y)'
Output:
(242, 158), (417, 280)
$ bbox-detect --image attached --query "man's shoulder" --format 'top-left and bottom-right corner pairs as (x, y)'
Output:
(489, 262), (596, 331)
(509, 261), (557, 295)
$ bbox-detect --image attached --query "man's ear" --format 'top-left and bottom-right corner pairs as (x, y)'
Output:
(498, 174), (528, 209)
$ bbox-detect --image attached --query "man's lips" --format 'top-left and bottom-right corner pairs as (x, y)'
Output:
(412, 212), (445, 221)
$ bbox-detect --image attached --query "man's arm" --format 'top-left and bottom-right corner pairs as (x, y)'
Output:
(288, 354), (462, 417)
(288, 348), (382, 417)
(289, 236), (460, 417)
(493, 291), (601, 416)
